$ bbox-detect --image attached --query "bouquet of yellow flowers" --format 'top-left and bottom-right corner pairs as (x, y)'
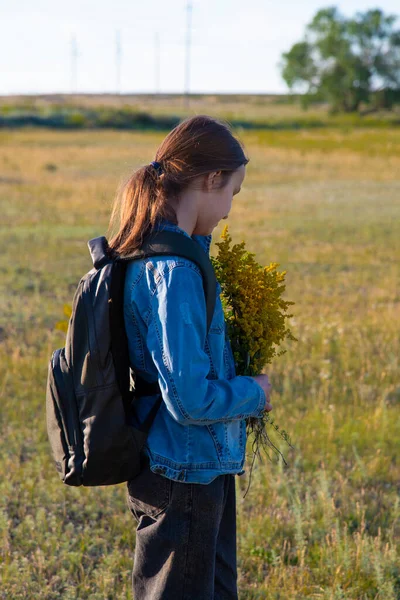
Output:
(211, 225), (297, 493)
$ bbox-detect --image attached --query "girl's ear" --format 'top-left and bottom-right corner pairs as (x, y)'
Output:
(204, 170), (222, 192)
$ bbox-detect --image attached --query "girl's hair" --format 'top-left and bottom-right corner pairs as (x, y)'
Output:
(107, 114), (249, 255)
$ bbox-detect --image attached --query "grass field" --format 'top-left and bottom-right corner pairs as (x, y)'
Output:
(0, 111), (399, 598)
(2, 93), (400, 130)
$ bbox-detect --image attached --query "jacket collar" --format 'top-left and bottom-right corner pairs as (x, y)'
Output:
(152, 216), (212, 256)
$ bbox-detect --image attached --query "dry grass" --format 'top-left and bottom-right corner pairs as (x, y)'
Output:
(0, 123), (399, 599)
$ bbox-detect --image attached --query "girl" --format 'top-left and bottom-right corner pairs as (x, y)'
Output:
(107, 115), (272, 599)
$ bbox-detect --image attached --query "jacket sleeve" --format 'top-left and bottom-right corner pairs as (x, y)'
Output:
(145, 263), (266, 426)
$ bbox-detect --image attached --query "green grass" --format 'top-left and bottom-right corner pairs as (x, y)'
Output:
(0, 122), (399, 599)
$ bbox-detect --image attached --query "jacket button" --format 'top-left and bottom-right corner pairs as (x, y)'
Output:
(178, 470), (185, 481)
(154, 466), (166, 475)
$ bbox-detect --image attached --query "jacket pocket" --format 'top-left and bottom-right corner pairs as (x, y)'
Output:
(226, 419), (246, 462)
(207, 420), (246, 463)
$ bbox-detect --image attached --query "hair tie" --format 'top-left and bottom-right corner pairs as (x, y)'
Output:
(150, 161), (163, 176)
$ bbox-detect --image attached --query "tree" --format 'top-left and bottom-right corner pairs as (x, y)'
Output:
(280, 6), (400, 112)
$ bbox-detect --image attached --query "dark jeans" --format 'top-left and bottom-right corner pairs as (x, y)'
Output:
(126, 454), (238, 599)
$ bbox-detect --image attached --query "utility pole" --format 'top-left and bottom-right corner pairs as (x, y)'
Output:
(71, 34), (78, 94)
(184, 0), (192, 110)
(155, 32), (160, 96)
(116, 29), (122, 95)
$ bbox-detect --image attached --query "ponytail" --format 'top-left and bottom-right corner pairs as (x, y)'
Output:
(107, 115), (249, 255)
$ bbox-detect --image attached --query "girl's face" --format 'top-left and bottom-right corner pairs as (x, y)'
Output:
(193, 164), (246, 236)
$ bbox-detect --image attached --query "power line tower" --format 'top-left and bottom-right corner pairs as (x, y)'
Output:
(71, 34), (78, 94)
(116, 29), (122, 95)
(184, 0), (192, 110)
(155, 32), (160, 97)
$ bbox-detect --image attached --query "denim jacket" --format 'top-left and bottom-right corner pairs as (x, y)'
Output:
(123, 217), (266, 484)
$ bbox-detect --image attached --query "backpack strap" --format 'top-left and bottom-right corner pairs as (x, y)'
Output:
(120, 230), (217, 333)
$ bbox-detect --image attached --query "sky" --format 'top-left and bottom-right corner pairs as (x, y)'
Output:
(1, 0), (399, 95)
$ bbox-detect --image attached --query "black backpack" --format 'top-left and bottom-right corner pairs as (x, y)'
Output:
(45, 231), (217, 486)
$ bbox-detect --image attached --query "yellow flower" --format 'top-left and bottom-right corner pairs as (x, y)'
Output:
(55, 303), (72, 333)
(211, 225), (296, 486)
(211, 225), (297, 377)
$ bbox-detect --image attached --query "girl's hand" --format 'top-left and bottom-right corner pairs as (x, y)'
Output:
(252, 374), (272, 412)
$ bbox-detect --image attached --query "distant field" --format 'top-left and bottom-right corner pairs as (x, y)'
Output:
(0, 121), (399, 598)
(1, 93), (400, 129)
